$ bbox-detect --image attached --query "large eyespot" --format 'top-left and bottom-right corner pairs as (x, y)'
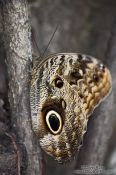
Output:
(55, 77), (63, 88)
(46, 110), (62, 135)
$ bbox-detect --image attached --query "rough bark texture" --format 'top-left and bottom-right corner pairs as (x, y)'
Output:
(0, 0), (43, 174)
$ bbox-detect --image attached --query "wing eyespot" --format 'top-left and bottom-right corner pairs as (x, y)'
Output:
(45, 110), (62, 135)
(54, 77), (64, 88)
(61, 99), (66, 109)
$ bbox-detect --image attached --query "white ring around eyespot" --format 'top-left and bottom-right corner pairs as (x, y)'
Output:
(46, 110), (62, 135)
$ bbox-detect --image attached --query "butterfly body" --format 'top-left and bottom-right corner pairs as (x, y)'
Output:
(30, 53), (111, 163)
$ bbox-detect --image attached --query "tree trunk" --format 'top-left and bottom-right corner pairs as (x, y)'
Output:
(0, 0), (43, 174)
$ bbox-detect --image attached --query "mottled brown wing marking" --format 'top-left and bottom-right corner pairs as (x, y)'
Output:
(30, 53), (112, 163)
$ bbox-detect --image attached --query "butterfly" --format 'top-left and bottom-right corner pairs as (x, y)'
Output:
(30, 53), (112, 163)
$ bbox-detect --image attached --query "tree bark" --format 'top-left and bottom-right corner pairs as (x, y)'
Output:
(1, 0), (43, 174)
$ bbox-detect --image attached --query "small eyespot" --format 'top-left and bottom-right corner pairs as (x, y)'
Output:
(46, 110), (62, 135)
(61, 99), (66, 109)
(55, 77), (63, 88)
(93, 74), (99, 82)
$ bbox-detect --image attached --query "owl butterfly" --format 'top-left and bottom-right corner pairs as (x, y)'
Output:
(30, 53), (112, 163)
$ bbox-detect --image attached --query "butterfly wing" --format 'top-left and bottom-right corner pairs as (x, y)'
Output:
(30, 53), (112, 162)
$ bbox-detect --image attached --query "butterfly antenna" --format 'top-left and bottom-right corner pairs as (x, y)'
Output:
(32, 28), (42, 56)
(40, 24), (59, 58)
